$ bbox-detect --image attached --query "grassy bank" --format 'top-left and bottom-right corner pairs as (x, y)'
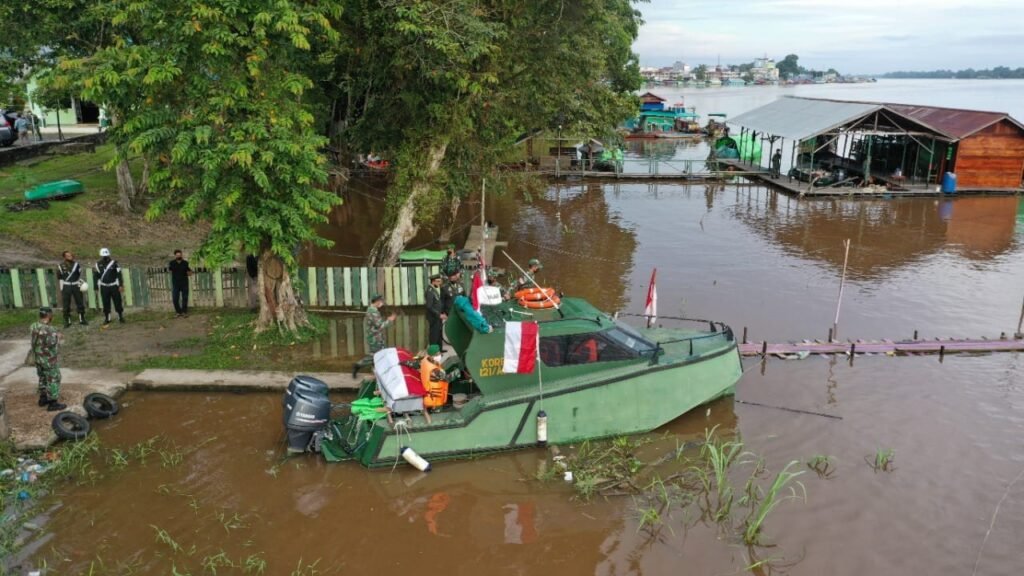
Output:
(0, 145), (206, 266)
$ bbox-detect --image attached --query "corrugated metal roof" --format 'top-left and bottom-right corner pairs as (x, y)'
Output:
(884, 104), (1022, 139)
(728, 97), (880, 141)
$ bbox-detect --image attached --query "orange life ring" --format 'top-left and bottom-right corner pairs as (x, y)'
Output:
(518, 296), (560, 309)
(514, 287), (555, 301)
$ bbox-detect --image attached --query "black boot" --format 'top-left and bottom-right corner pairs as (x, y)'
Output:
(64, 316), (72, 328)
(38, 393), (49, 407)
(351, 364), (360, 379)
(119, 314), (125, 324)
(47, 399), (67, 412)
(79, 312), (88, 325)
(103, 314), (111, 326)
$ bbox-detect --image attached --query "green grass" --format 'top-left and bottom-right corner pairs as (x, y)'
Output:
(743, 460), (806, 545)
(122, 311), (327, 372)
(868, 448), (896, 472)
(0, 309), (36, 334)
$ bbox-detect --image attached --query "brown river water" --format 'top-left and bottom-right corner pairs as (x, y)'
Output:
(20, 177), (1024, 575)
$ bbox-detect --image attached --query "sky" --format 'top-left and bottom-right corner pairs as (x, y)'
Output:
(633, 0), (1024, 74)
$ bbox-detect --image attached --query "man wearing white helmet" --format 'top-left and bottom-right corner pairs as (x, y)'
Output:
(93, 248), (125, 325)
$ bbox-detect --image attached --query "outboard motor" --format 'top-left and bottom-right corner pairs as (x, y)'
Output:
(283, 375), (331, 454)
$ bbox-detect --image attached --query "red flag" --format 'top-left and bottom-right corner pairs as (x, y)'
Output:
(503, 321), (538, 374)
(471, 268), (484, 311)
(644, 268), (657, 328)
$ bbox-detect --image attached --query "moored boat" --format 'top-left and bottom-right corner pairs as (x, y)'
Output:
(23, 179), (84, 201)
(292, 296), (742, 468)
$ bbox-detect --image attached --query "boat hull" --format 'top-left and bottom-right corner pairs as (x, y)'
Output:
(322, 343), (742, 467)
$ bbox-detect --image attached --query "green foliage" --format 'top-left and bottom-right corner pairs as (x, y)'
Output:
(869, 448), (895, 472)
(743, 460), (806, 545)
(55, 0), (344, 270)
(777, 54), (801, 80)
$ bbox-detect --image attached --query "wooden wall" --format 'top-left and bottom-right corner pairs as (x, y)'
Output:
(954, 120), (1024, 189)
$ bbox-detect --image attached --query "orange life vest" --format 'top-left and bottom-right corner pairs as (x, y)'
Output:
(420, 357), (449, 409)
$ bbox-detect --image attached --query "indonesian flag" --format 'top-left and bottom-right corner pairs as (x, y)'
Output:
(503, 321), (539, 374)
(644, 268), (657, 328)
(471, 250), (486, 311)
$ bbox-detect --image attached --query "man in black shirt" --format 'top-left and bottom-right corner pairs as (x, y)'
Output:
(56, 251), (87, 327)
(93, 248), (125, 325)
(168, 249), (193, 318)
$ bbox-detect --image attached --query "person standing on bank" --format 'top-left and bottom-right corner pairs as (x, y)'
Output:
(771, 148), (783, 179)
(351, 294), (397, 378)
(94, 248), (125, 325)
(168, 249), (194, 318)
(425, 274), (447, 349)
(31, 307), (66, 411)
(57, 251), (88, 327)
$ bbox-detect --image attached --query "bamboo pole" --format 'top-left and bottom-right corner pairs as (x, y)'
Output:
(832, 238), (851, 339)
(1015, 296), (1024, 339)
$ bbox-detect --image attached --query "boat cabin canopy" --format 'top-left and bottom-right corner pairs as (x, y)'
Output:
(446, 297), (658, 394)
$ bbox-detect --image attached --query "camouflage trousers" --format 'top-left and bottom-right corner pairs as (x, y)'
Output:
(36, 365), (62, 398)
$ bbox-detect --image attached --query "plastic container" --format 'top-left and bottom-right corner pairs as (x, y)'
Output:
(941, 172), (957, 194)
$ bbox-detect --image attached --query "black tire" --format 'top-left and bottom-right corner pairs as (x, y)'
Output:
(83, 392), (119, 419)
(52, 412), (91, 441)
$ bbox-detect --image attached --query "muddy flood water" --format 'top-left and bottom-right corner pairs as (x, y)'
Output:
(21, 182), (1024, 575)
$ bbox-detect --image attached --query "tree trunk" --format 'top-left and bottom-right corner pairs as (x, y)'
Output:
(138, 155), (150, 197)
(369, 142), (448, 266)
(438, 194), (461, 243)
(115, 157), (135, 212)
(255, 248), (309, 333)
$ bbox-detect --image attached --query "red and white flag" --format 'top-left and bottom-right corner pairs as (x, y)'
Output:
(471, 251), (486, 311)
(503, 321), (538, 374)
(644, 268), (657, 328)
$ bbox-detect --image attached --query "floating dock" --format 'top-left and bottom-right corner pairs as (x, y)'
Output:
(738, 336), (1024, 358)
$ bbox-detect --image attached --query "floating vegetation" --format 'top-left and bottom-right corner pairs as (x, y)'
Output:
(806, 455), (835, 479)
(549, 427), (813, 550)
(868, 448), (896, 472)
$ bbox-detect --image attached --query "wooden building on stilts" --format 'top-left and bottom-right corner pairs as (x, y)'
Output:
(725, 97), (1024, 194)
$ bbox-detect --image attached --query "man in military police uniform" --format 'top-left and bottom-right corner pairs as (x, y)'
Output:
(93, 248), (125, 325)
(441, 269), (465, 314)
(57, 250), (88, 327)
(425, 274), (446, 349)
(31, 307), (66, 411)
(351, 294), (397, 378)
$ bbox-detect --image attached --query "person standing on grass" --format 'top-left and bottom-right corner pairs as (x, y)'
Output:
(168, 249), (193, 318)
(57, 251), (88, 327)
(31, 307), (66, 411)
(14, 114), (30, 145)
(94, 248), (125, 325)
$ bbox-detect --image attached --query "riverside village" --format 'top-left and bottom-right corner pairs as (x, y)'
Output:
(1, 1), (1024, 575)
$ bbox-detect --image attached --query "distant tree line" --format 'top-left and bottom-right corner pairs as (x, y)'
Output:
(883, 66), (1024, 79)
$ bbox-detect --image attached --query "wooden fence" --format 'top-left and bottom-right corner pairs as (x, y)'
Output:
(0, 265), (446, 311)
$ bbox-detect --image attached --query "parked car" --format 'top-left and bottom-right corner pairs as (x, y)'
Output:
(0, 110), (18, 147)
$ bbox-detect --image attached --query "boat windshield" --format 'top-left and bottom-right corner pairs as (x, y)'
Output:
(608, 322), (657, 355)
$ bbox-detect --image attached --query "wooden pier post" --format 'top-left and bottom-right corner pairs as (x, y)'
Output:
(742, 326), (747, 344)
(761, 341), (767, 357)
(832, 238), (851, 340)
(1016, 296), (1024, 339)
(939, 345), (945, 360)
(913, 329), (918, 340)
(827, 328), (833, 342)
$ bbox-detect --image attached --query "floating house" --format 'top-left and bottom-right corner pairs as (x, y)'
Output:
(639, 92), (667, 112)
(727, 97), (1024, 193)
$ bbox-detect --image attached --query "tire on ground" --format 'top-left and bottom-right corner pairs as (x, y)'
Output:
(52, 412), (91, 441)
(83, 392), (119, 419)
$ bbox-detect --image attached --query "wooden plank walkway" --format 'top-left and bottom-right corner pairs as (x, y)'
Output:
(460, 224), (507, 269)
(738, 336), (1024, 358)
(715, 159), (1023, 198)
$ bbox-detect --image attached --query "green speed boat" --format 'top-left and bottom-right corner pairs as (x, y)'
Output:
(308, 296), (742, 468)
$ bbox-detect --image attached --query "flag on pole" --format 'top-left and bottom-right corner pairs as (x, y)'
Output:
(503, 321), (539, 374)
(644, 268), (657, 328)
(471, 268), (484, 311)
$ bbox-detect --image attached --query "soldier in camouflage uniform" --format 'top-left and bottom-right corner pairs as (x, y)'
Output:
(30, 307), (67, 411)
(351, 294), (397, 378)
(440, 244), (461, 277)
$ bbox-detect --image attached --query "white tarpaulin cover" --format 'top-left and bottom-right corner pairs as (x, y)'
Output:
(374, 348), (425, 413)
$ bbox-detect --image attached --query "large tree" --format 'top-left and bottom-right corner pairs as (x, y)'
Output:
(59, 0), (344, 331)
(327, 0), (644, 265)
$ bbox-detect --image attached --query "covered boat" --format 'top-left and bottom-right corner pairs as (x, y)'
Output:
(306, 295), (742, 468)
(23, 179), (84, 201)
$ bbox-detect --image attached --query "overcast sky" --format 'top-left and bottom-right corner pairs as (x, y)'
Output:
(633, 0), (1023, 74)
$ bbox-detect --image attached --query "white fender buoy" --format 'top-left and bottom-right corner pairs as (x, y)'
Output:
(401, 446), (431, 472)
(536, 410), (548, 446)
